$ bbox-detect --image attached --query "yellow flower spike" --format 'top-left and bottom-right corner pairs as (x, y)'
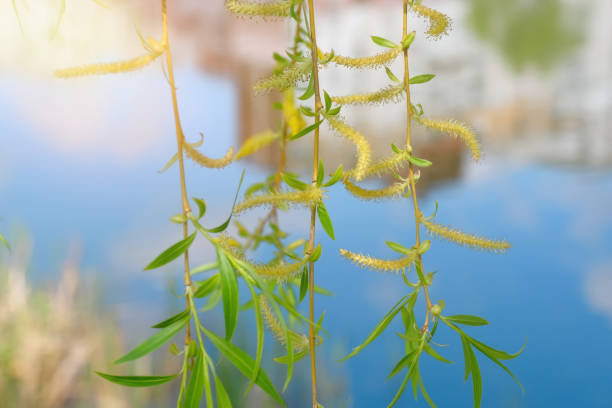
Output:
(321, 47), (402, 70)
(343, 150), (412, 180)
(326, 117), (372, 181)
(225, 0), (297, 18)
(420, 217), (511, 253)
(342, 179), (410, 201)
(54, 51), (163, 78)
(331, 84), (405, 106)
(253, 61), (312, 94)
(339, 249), (416, 274)
(235, 130), (280, 160)
(416, 117), (481, 161)
(253, 259), (306, 281)
(233, 187), (323, 214)
(184, 143), (234, 169)
(410, 4), (452, 40)
(282, 89), (306, 136)
(260, 297), (309, 351)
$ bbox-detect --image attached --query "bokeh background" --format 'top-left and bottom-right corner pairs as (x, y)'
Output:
(1, 0), (611, 407)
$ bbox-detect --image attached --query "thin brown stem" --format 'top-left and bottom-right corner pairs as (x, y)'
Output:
(162, 0), (192, 344)
(307, 0), (322, 406)
(402, 0), (433, 332)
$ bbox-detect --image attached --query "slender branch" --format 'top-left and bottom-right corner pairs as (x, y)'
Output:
(162, 0), (193, 344)
(402, 0), (433, 332)
(307, 0), (322, 406)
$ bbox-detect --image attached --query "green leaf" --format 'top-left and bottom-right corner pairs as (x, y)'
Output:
(417, 240), (431, 254)
(299, 71), (315, 100)
(114, 314), (188, 364)
(193, 198), (207, 219)
(206, 170), (245, 233)
(184, 349), (206, 407)
(466, 341), (482, 408)
(460, 335), (472, 381)
(341, 294), (414, 361)
(244, 282), (264, 394)
(151, 310), (189, 329)
(214, 373), (233, 408)
(281, 173), (309, 191)
(423, 342), (453, 364)
(409, 74), (435, 84)
(445, 315), (490, 326)
(385, 66), (401, 82)
(96, 372), (178, 387)
(144, 232), (196, 270)
(323, 90), (332, 112)
(273, 349), (309, 364)
(317, 203), (335, 240)
(201, 326), (286, 406)
(387, 363), (413, 408)
(193, 274), (221, 298)
(289, 120), (323, 141)
(402, 31), (416, 49)
(309, 244), (322, 262)
(0, 233), (9, 251)
(327, 106), (341, 116)
(407, 155), (432, 167)
(322, 164), (343, 187)
(385, 241), (414, 256)
(417, 368), (437, 408)
(299, 266), (308, 303)
(391, 143), (402, 154)
(371, 35), (398, 48)
(316, 160), (325, 186)
(217, 248), (239, 341)
(387, 350), (418, 380)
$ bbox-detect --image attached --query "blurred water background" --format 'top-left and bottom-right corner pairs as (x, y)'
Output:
(1, 0), (611, 407)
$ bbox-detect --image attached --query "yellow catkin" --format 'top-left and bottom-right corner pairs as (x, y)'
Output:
(343, 150), (412, 180)
(253, 61), (312, 94)
(420, 217), (511, 252)
(417, 117), (481, 161)
(282, 89), (306, 136)
(260, 297), (309, 351)
(225, 0), (295, 18)
(342, 179), (410, 201)
(54, 49), (164, 78)
(253, 259), (305, 280)
(332, 84), (405, 106)
(326, 117), (372, 181)
(234, 130), (279, 160)
(234, 187), (323, 214)
(411, 4), (452, 39)
(339, 249), (416, 274)
(321, 47), (402, 70)
(184, 143), (234, 169)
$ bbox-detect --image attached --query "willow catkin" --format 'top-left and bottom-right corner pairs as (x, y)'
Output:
(235, 130), (279, 160)
(55, 53), (160, 78)
(332, 84), (405, 106)
(339, 249), (416, 274)
(343, 179), (410, 201)
(321, 47), (402, 70)
(225, 0), (295, 18)
(184, 143), (234, 169)
(416, 117), (481, 161)
(260, 297), (309, 351)
(233, 187), (323, 214)
(410, 4), (452, 39)
(282, 89), (306, 136)
(420, 217), (510, 253)
(343, 150), (412, 180)
(326, 117), (371, 181)
(253, 61), (312, 94)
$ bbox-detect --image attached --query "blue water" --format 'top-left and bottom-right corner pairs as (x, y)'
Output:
(1, 71), (611, 407)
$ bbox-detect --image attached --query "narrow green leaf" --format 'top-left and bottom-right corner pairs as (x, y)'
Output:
(469, 336), (526, 360)
(322, 165), (343, 187)
(409, 74), (435, 84)
(445, 315), (489, 326)
(316, 159), (325, 186)
(407, 155), (432, 167)
(461, 335), (472, 382)
(114, 315), (188, 364)
(327, 106), (341, 116)
(144, 232), (196, 270)
(281, 173), (309, 190)
(273, 349), (309, 364)
(96, 372), (178, 387)
(323, 90), (332, 112)
(341, 294), (413, 361)
(417, 368), (437, 408)
(193, 198), (207, 219)
(309, 244), (322, 262)
(245, 284), (264, 394)
(217, 248), (239, 341)
(152, 310), (189, 329)
(402, 31), (416, 49)
(423, 342), (453, 364)
(299, 71), (315, 100)
(206, 170), (245, 233)
(193, 274), (221, 298)
(387, 351), (418, 380)
(385, 66), (400, 82)
(201, 326), (286, 406)
(371, 35), (398, 48)
(214, 373), (233, 408)
(387, 366), (412, 408)
(467, 343), (482, 408)
(289, 120), (323, 141)
(317, 203), (335, 240)
(385, 241), (414, 256)
(184, 349), (206, 407)
(299, 266), (308, 303)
